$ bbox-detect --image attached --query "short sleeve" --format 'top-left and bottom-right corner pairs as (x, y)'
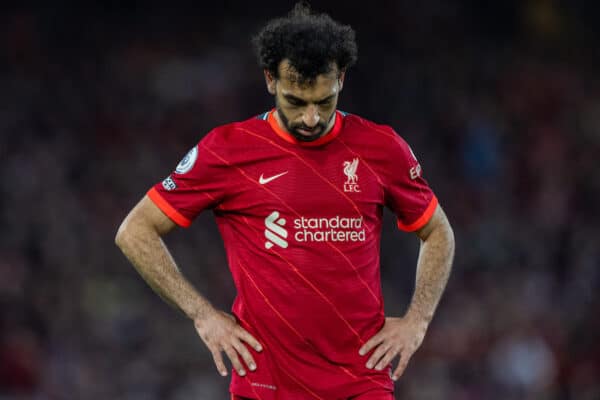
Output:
(382, 133), (438, 232)
(147, 130), (229, 227)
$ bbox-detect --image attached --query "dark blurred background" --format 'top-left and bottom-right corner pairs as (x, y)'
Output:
(1, 0), (599, 399)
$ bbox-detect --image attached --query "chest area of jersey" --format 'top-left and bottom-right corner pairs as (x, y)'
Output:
(224, 148), (382, 215)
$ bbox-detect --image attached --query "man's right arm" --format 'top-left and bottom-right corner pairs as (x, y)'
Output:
(115, 195), (262, 376)
(115, 195), (213, 319)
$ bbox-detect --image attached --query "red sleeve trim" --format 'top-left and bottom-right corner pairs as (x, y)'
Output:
(147, 187), (192, 228)
(397, 195), (438, 232)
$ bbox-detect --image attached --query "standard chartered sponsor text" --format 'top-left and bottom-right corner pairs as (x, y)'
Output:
(293, 216), (366, 242)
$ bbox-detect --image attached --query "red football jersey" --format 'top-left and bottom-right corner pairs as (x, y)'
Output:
(148, 110), (438, 399)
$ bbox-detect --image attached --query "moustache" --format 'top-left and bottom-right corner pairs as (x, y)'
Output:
(293, 123), (326, 132)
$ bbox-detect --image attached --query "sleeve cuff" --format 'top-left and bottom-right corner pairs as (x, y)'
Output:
(147, 187), (192, 228)
(396, 195), (438, 232)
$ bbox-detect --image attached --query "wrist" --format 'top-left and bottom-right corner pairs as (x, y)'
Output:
(404, 309), (431, 328)
(188, 302), (217, 323)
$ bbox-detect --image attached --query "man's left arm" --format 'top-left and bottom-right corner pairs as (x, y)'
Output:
(359, 204), (455, 380)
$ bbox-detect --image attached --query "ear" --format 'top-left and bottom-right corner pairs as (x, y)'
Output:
(264, 69), (277, 95)
(338, 70), (346, 91)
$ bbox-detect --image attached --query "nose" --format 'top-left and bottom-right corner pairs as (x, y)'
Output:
(302, 106), (320, 128)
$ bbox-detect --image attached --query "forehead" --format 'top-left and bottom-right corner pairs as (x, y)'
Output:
(277, 61), (339, 100)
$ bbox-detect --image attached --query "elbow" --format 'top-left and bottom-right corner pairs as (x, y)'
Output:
(437, 208), (455, 252)
(115, 221), (126, 250)
(115, 211), (157, 251)
(445, 223), (456, 261)
(115, 218), (132, 250)
(447, 223), (455, 246)
(115, 197), (172, 251)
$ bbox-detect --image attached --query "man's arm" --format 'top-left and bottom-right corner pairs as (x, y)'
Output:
(406, 203), (455, 325)
(115, 195), (262, 377)
(115, 195), (205, 316)
(359, 204), (455, 380)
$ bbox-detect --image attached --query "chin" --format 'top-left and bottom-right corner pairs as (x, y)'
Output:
(293, 131), (321, 142)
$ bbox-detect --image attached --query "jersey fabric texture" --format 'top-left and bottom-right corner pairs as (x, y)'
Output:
(148, 110), (437, 400)
(232, 387), (394, 400)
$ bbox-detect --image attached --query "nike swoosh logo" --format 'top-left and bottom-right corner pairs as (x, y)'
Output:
(259, 171), (288, 185)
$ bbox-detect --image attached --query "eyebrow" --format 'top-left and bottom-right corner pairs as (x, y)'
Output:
(283, 93), (336, 105)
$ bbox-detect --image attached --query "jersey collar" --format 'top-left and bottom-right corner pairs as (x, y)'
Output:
(267, 109), (343, 147)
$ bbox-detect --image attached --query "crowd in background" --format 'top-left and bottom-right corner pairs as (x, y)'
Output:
(1, 1), (599, 399)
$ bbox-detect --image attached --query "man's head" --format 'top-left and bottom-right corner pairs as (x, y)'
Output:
(253, 2), (358, 141)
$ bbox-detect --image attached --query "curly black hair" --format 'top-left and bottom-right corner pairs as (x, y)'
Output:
(252, 2), (358, 83)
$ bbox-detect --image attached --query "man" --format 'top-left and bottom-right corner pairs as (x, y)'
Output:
(115, 3), (454, 399)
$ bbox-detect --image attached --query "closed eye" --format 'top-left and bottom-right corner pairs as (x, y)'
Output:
(283, 93), (335, 107)
(287, 97), (306, 106)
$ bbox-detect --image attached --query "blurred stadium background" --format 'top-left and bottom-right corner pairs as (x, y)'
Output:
(1, 1), (599, 399)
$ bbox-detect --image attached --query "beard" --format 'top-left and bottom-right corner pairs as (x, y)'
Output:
(276, 105), (334, 142)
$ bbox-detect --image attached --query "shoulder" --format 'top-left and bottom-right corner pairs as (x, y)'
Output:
(197, 112), (270, 148)
(341, 112), (411, 153)
(340, 113), (422, 181)
(342, 112), (395, 135)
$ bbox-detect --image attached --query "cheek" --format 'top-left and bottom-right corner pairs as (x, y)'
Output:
(278, 108), (300, 126)
(282, 106), (304, 120)
(321, 108), (336, 122)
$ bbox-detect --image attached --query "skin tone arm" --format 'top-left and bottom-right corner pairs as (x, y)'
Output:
(115, 195), (262, 377)
(359, 204), (455, 381)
